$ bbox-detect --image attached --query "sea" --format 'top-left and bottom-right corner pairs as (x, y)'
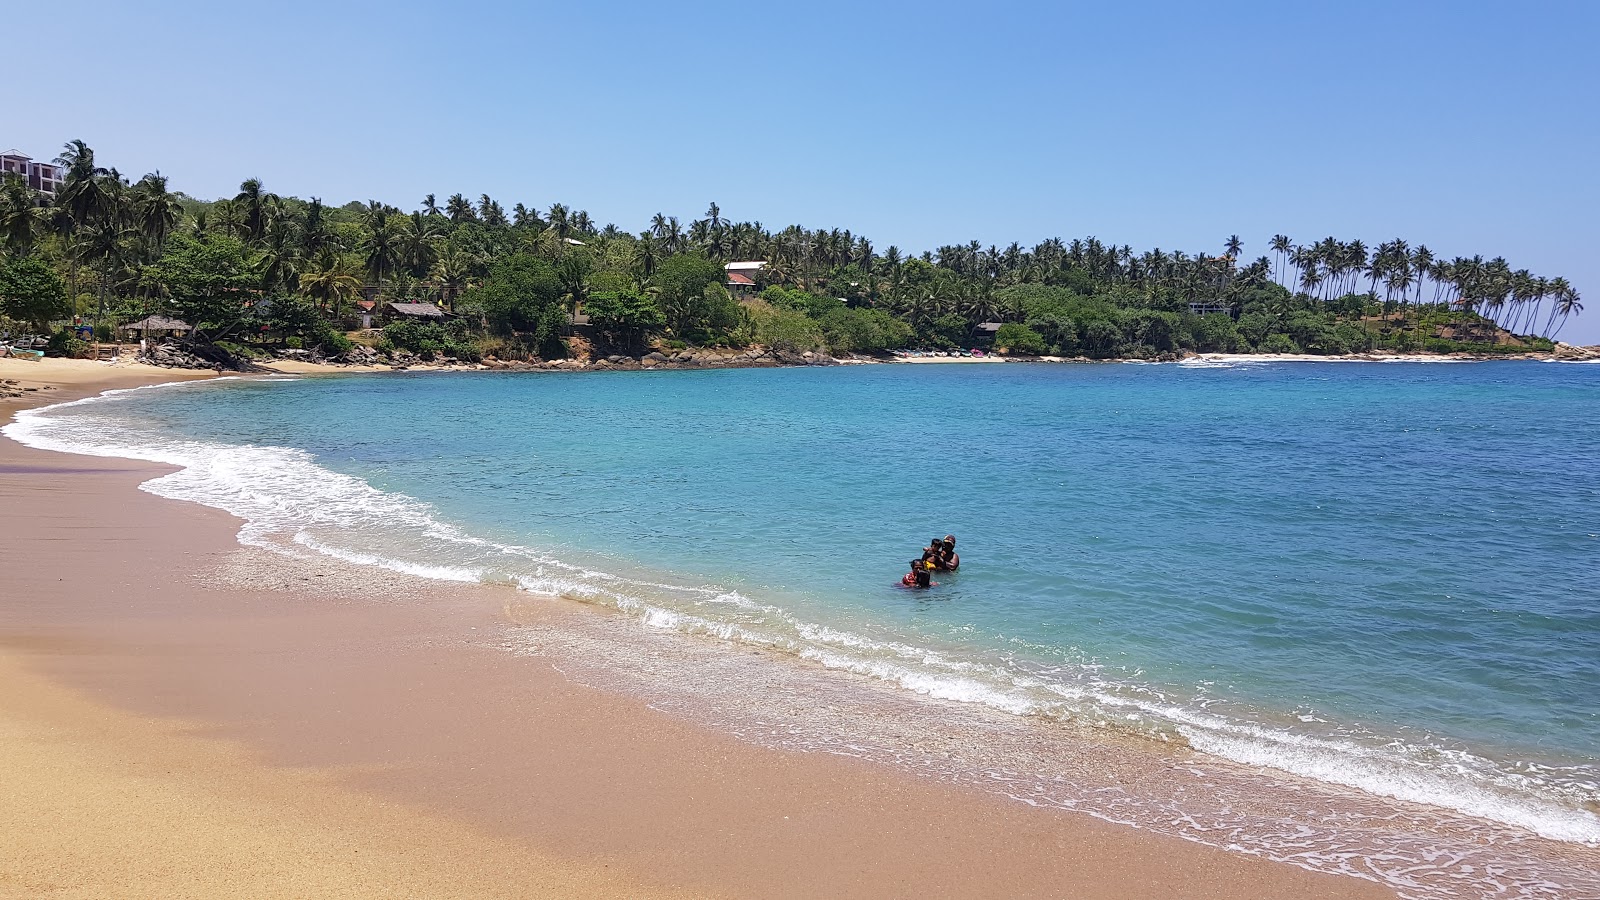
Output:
(7, 359), (1599, 899)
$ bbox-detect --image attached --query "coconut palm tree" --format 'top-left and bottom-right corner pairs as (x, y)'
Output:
(361, 216), (401, 295)
(445, 193), (476, 224)
(0, 177), (44, 255)
(233, 178), (270, 244)
(298, 247), (363, 316)
(429, 249), (473, 310)
(130, 173), (183, 257)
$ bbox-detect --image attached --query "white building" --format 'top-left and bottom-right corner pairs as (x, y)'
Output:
(725, 261), (766, 297)
(0, 149), (65, 200)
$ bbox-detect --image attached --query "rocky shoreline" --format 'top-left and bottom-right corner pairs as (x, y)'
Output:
(130, 340), (1600, 373)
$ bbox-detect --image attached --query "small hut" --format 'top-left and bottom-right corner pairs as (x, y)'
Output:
(972, 322), (1003, 347)
(122, 315), (193, 339)
(383, 302), (447, 323)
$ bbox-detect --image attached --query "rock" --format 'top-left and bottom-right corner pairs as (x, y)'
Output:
(644, 351), (668, 362)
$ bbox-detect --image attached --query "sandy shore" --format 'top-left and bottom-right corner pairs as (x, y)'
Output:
(0, 363), (1392, 898)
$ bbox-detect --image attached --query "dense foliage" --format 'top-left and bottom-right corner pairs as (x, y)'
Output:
(0, 139), (1582, 359)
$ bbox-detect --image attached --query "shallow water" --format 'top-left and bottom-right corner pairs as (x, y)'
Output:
(8, 360), (1599, 896)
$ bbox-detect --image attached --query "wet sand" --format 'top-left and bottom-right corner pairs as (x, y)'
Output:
(0, 364), (1392, 898)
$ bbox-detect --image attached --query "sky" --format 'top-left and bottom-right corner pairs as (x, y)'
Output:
(6, 0), (1598, 343)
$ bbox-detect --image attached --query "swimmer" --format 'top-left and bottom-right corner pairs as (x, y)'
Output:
(901, 558), (935, 589)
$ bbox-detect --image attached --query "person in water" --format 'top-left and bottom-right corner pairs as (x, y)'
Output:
(938, 535), (959, 571)
(922, 536), (944, 567)
(902, 558), (935, 588)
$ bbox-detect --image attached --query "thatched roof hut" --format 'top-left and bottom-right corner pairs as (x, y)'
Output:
(123, 315), (193, 333)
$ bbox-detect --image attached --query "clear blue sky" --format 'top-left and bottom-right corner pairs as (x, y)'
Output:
(8, 0), (1598, 343)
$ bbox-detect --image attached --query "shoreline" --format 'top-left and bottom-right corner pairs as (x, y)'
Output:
(0, 367), (1395, 897)
(7, 338), (1588, 387)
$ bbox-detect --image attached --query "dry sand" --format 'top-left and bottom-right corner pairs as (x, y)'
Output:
(0, 369), (1393, 899)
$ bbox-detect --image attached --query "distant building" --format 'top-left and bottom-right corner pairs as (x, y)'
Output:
(725, 261), (765, 298)
(384, 301), (448, 323)
(0, 149), (65, 201)
(1187, 302), (1234, 317)
(972, 322), (1003, 347)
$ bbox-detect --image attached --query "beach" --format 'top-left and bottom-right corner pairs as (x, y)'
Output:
(0, 359), (1400, 899)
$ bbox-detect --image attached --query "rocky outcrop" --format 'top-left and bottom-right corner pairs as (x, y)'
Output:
(1550, 342), (1600, 361)
(138, 343), (223, 370)
(476, 346), (844, 373)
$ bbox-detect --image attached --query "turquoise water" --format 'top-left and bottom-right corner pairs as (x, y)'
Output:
(10, 360), (1600, 858)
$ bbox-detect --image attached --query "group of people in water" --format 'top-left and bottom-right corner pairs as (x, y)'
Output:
(902, 534), (959, 588)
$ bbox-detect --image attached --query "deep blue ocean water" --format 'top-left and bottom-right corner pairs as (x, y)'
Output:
(11, 359), (1599, 854)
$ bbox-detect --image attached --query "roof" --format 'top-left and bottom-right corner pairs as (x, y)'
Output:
(564, 237), (586, 246)
(974, 322), (1003, 332)
(356, 300), (376, 311)
(386, 302), (446, 318)
(124, 315), (192, 331)
(0, 149), (29, 159)
(725, 261), (766, 272)
(726, 272), (755, 286)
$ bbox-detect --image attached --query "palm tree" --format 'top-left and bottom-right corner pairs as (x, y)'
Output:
(547, 203), (570, 239)
(1224, 235), (1243, 259)
(445, 193), (476, 224)
(298, 247), (363, 316)
(557, 254), (591, 323)
(361, 216), (400, 295)
(234, 178), (270, 244)
(429, 249), (472, 310)
(1269, 234), (1293, 287)
(422, 193), (441, 217)
(130, 173), (183, 257)
(0, 176), (44, 255)
(632, 233), (660, 280)
(396, 211), (439, 276)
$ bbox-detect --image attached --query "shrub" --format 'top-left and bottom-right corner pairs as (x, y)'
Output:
(818, 307), (912, 354)
(1256, 333), (1299, 354)
(315, 328), (354, 355)
(745, 300), (823, 353)
(1189, 314), (1241, 353)
(93, 323), (113, 342)
(46, 328), (90, 359)
(994, 323), (1046, 355)
(381, 319), (481, 361)
(285, 336), (304, 349)
(1079, 319), (1123, 358)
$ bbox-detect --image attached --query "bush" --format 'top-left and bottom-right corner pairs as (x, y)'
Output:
(382, 319), (481, 361)
(0, 255), (70, 331)
(1189, 314), (1241, 353)
(745, 300), (823, 353)
(93, 323), (113, 342)
(1256, 333), (1299, 354)
(586, 290), (666, 353)
(1079, 319), (1123, 358)
(818, 307), (912, 354)
(993, 323), (1046, 355)
(315, 328), (354, 355)
(922, 313), (969, 349)
(46, 328), (90, 359)
(285, 336), (304, 349)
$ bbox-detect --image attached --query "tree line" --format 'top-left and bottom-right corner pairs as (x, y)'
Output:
(0, 140), (1583, 360)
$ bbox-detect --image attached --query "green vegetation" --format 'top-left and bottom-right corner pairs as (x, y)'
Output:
(0, 140), (1584, 361)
